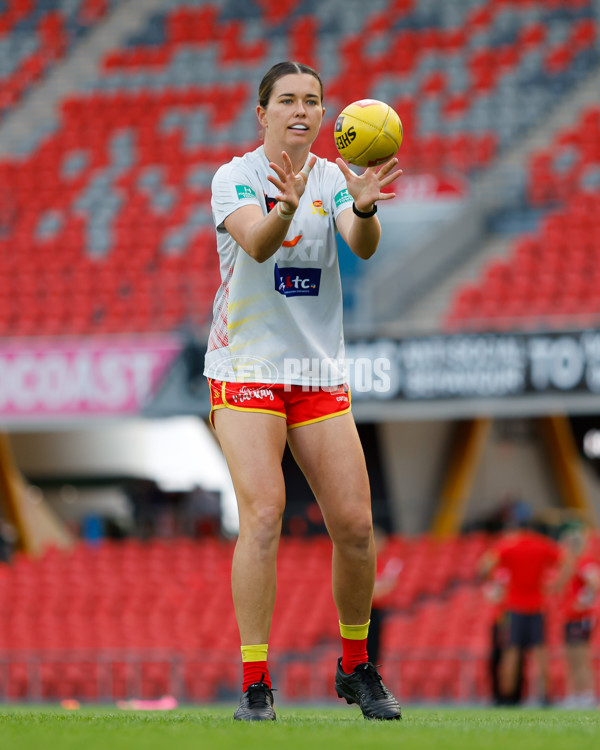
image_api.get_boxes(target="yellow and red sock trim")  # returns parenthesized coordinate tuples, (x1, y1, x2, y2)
(340, 621, 370, 674)
(241, 644, 271, 691)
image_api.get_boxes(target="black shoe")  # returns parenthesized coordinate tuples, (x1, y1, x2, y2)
(335, 658, 402, 720)
(233, 678, 276, 721)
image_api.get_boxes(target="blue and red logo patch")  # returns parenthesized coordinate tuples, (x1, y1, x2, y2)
(274, 265, 321, 297)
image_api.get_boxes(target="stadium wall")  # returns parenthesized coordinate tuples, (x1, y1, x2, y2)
(376, 417, 600, 535)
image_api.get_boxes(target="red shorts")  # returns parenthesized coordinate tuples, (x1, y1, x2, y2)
(208, 379, 351, 429)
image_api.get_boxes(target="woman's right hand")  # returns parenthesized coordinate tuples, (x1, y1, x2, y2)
(267, 151, 316, 214)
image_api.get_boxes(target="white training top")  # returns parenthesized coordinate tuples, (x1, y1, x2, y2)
(204, 145, 354, 386)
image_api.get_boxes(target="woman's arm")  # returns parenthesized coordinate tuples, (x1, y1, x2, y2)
(224, 202, 297, 264)
(224, 152, 315, 263)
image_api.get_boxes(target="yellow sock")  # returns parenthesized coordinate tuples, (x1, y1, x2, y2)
(339, 621, 370, 640)
(241, 644, 269, 662)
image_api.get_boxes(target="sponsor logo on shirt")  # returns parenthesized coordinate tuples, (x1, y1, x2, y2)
(235, 184, 257, 200)
(264, 194, 278, 212)
(282, 234, 302, 247)
(274, 264, 321, 297)
(311, 200, 328, 216)
(334, 188, 353, 207)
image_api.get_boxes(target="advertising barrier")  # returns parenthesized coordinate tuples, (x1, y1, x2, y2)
(0, 336, 182, 422)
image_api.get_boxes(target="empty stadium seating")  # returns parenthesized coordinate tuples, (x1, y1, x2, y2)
(1, 531, 597, 703)
(0, 0, 116, 121)
(445, 105, 600, 331)
(0, 0, 597, 338)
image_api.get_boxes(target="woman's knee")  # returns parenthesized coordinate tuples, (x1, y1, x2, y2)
(239, 500, 285, 549)
(329, 510, 373, 553)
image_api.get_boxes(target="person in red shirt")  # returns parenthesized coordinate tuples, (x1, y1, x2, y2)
(483, 566, 524, 705)
(559, 522, 600, 708)
(480, 519, 572, 704)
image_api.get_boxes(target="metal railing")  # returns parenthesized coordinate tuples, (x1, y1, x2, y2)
(1, 646, 594, 705)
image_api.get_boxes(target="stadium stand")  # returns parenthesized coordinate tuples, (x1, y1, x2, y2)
(445, 104, 600, 331)
(0, 0, 117, 122)
(1, 532, 598, 703)
(0, 0, 598, 338)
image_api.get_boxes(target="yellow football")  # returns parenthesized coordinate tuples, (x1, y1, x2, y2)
(334, 99, 403, 168)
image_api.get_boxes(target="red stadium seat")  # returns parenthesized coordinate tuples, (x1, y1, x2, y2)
(421, 71, 447, 98)
(519, 22, 546, 48)
(544, 44, 574, 75)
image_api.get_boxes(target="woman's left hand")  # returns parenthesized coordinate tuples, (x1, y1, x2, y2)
(336, 156, 403, 212)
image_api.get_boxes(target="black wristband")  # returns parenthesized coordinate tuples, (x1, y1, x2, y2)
(352, 202, 377, 218)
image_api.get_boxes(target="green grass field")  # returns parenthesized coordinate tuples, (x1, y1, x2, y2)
(1, 705, 599, 750)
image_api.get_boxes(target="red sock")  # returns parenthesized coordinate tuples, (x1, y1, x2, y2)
(242, 661, 271, 691)
(341, 637, 369, 674)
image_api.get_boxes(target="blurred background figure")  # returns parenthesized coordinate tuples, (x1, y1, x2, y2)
(0, 519, 17, 565)
(367, 526, 403, 666)
(479, 507, 572, 706)
(483, 565, 525, 706)
(559, 519, 600, 709)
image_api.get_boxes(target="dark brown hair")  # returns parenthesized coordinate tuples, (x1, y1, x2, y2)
(258, 61, 323, 108)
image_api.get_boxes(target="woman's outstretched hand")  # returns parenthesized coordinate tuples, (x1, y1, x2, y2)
(267, 152, 317, 214)
(336, 156, 403, 212)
